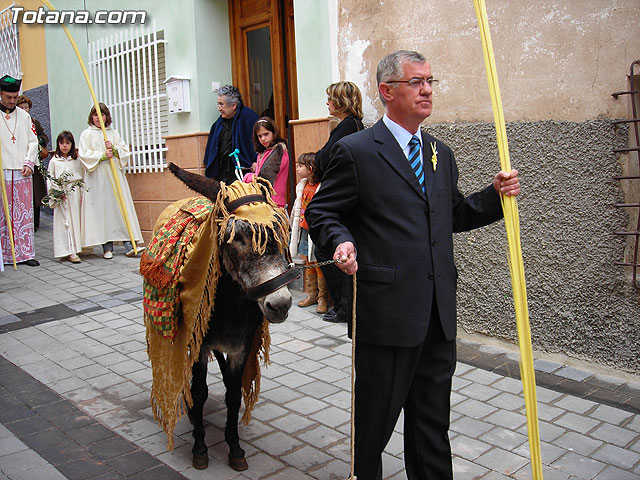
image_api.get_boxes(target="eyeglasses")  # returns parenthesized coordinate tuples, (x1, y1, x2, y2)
(386, 77, 439, 89)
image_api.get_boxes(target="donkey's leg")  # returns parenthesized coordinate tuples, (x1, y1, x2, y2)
(223, 350, 251, 471)
(213, 350, 229, 384)
(188, 359, 209, 470)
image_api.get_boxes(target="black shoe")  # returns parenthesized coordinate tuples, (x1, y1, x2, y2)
(21, 259, 40, 267)
(323, 308, 346, 323)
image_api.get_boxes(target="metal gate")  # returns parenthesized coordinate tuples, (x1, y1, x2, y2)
(87, 20, 168, 173)
(0, 4, 21, 81)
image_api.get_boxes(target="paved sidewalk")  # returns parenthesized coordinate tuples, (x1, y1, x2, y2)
(0, 214, 639, 479)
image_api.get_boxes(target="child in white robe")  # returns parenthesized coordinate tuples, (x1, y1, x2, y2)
(48, 131, 83, 262)
(78, 103, 144, 259)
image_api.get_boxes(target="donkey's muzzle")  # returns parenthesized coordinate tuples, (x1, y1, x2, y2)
(246, 267, 301, 301)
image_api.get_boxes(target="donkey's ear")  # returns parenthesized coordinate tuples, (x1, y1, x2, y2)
(168, 162, 220, 200)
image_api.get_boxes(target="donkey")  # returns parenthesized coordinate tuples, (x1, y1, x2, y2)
(167, 162, 296, 471)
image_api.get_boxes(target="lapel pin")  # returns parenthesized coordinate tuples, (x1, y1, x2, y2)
(430, 142, 438, 171)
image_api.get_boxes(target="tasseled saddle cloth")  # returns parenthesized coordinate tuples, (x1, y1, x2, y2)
(140, 179, 287, 451)
(141, 196, 213, 340)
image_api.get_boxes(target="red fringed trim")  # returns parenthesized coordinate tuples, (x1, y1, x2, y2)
(139, 252, 173, 289)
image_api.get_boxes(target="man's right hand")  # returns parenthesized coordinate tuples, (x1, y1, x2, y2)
(334, 241, 358, 275)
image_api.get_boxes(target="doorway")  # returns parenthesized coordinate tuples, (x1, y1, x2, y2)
(228, 0, 298, 139)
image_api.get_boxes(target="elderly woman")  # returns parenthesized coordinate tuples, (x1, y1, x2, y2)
(313, 81, 365, 324)
(203, 85, 259, 183)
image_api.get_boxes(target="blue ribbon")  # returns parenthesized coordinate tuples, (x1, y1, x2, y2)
(229, 148, 241, 170)
(229, 148, 243, 182)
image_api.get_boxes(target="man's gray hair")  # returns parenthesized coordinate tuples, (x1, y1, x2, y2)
(376, 50, 426, 105)
(218, 85, 243, 106)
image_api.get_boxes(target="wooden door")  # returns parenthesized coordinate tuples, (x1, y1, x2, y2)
(228, 0, 298, 138)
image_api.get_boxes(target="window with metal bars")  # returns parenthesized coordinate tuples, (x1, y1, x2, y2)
(0, 4, 21, 81)
(88, 21, 168, 173)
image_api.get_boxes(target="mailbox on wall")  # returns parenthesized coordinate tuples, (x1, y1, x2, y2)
(165, 75, 191, 113)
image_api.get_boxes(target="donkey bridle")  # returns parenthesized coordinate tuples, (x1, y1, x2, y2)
(224, 192, 301, 301)
(246, 267, 301, 301)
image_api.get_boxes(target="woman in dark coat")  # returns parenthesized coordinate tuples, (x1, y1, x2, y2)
(203, 85, 259, 183)
(313, 81, 364, 323)
(314, 82, 364, 179)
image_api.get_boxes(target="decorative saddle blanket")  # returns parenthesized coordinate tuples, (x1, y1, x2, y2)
(140, 196, 213, 340)
(139, 178, 287, 451)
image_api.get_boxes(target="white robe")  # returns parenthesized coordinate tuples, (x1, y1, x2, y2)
(0, 107, 39, 170)
(78, 125, 143, 247)
(48, 155, 83, 258)
(0, 106, 39, 264)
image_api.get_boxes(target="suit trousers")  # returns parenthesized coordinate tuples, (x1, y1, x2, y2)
(354, 306, 456, 480)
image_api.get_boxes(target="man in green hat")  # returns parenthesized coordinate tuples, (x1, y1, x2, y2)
(0, 74, 40, 267)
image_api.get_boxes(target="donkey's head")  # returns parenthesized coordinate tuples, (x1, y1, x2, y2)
(218, 217, 292, 323)
(168, 163, 293, 323)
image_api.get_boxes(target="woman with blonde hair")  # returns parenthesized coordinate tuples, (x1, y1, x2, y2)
(314, 81, 364, 179)
(312, 81, 365, 323)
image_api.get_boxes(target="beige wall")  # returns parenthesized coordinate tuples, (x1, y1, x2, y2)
(336, 0, 640, 123)
(128, 133, 209, 243)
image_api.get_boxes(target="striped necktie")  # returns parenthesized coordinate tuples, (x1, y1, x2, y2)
(408, 135, 425, 194)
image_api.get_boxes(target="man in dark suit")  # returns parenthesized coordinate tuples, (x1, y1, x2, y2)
(306, 50, 520, 479)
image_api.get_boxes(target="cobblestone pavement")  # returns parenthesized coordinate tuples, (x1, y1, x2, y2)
(0, 215, 639, 479)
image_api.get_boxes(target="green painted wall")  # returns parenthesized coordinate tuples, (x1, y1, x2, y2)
(293, 0, 333, 119)
(44, 0, 232, 143)
(194, 0, 232, 132)
(43, 0, 92, 143)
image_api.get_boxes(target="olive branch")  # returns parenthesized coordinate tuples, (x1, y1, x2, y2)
(39, 164, 88, 207)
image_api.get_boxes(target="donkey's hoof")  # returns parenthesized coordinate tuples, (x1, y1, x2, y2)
(193, 453, 209, 470)
(229, 456, 248, 471)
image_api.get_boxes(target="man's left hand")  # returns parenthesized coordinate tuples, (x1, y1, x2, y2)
(21, 165, 33, 177)
(493, 169, 520, 196)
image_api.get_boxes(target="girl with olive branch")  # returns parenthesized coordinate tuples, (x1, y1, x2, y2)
(42, 131, 86, 263)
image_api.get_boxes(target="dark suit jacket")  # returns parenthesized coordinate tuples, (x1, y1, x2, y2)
(306, 119, 503, 347)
